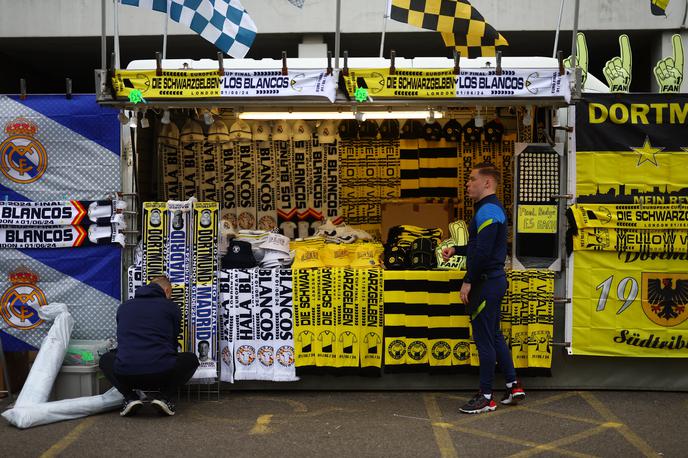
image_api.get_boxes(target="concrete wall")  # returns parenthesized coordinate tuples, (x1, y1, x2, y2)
(2, 0, 687, 37)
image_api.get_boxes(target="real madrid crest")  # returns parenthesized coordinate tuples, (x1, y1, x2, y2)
(0, 117, 48, 184)
(1, 267, 47, 330)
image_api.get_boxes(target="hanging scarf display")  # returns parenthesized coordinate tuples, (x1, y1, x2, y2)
(256, 142, 278, 230)
(0, 199, 126, 227)
(166, 199, 194, 352)
(235, 143, 257, 230)
(142, 202, 168, 283)
(190, 201, 219, 381)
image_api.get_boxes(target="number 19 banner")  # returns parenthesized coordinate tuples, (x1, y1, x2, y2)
(572, 250, 688, 357)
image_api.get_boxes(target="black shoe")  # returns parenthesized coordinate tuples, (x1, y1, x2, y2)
(151, 398, 176, 416)
(459, 392, 497, 414)
(500, 380, 526, 405)
(120, 399, 143, 417)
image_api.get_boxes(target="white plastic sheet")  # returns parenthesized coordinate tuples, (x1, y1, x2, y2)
(14, 303, 73, 407)
(2, 388, 123, 429)
(2, 303, 123, 428)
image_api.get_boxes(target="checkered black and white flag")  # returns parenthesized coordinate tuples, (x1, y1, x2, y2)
(287, 0, 305, 7)
(121, 0, 257, 58)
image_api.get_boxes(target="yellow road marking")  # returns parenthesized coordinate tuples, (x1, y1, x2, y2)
(519, 406, 607, 426)
(40, 417, 97, 458)
(579, 392, 657, 457)
(423, 394, 459, 458)
(249, 414, 273, 435)
(507, 423, 620, 458)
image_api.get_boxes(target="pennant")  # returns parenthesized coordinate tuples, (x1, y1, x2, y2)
(121, 0, 257, 59)
(651, 0, 670, 16)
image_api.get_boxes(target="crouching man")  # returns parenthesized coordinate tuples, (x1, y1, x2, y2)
(100, 276, 199, 416)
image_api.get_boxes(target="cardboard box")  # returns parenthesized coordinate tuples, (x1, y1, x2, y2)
(381, 198, 458, 243)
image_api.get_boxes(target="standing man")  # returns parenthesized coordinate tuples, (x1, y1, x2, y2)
(100, 276, 199, 416)
(442, 162, 525, 414)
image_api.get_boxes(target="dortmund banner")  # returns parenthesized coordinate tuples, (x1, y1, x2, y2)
(342, 68, 571, 100)
(572, 94, 688, 357)
(113, 69, 337, 102)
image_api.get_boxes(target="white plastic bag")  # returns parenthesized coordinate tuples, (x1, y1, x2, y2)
(14, 303, 74, 407)
(2, 302, 123, 428)
(2, 388, 123, 429)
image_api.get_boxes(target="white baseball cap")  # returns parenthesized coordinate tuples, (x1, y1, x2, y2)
(180, 118, 205, 142)
(252, 121, 271, 141)
(229, 119, 253, 142)
(260, 233, 291, 254)
(207, 119, 230, 143)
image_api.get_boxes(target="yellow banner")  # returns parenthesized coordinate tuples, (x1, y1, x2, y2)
(572, 251, 688, 357)
(570, 203, 688, 230)
(573, 227, 688, 253)
(517, 205, 558, 233)
(342, 68, 456, 98)
(576, 150, 688, 203)
(113, 70, 222, 98)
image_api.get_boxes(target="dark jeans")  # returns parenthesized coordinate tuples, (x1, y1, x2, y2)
(99, 350, 199, 401)
(469, 275, 516, 395)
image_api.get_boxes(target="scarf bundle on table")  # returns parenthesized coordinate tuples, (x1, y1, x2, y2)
(218, 268, 298, 382)
(0, 199, 127, 249)
(190, 201, 219, 381)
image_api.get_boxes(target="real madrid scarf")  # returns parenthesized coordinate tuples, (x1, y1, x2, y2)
(0, 199, 126, 227)
(324, 141, 342, 224)
(275, 140, 297, 229)
(0, 224, 123, 249)
(181, 138, 201, 199)
(218, 142, 238, 227)
(292, 139, 310, 220)
(274, 268, 297, 381)
(233, 268, 259, 380)
(219, 269, 235, 383)
(252, 268, 277, 381)
(198, 142, 219, 202)
(256, 142, 278, 230)
(166, 199, 193, 352)
(235, 143, 257, 230)
(309, 141, 324, 222)
(190, 201, 219, 381)
(142, 202, 168, 283)
(160, 141, 182, 201)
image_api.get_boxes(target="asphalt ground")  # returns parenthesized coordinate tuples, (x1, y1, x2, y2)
(1, 389, 685, 457)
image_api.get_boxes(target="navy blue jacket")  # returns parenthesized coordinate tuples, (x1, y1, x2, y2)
(114, 283, 180, 375)
(462, 194, 507, 284)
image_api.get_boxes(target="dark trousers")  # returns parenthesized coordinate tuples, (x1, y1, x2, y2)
(469, 276, 516, 394)
(99, 351, 199, 401)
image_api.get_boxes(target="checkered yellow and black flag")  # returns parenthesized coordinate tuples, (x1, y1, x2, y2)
(389, 0, 508, 57)
(441, 32, 508, 58)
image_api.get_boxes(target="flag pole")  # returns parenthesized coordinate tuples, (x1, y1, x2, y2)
(113, 0, 121, 69)
(101, 0, 107, 69)
(571, 0, 580, 93)
(163, 0, 170, 59)
(552, 0, 566, 58)
(334, 0, 341, 68)
(380, 0, 391, 58)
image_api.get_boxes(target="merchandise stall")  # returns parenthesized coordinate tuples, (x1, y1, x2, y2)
(96, 55, 688, 390)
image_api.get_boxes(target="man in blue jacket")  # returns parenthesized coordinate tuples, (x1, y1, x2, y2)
(100, 276, 199, 416)
(442, 162, 525, 414)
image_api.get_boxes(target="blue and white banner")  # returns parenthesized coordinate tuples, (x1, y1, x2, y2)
(0, 95, 121, 351)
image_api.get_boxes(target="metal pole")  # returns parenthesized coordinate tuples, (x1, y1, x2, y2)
(552, 0, 566, 58)
(334, 0, 341, 69)
(113, 0, 121, 69)
(379, 0, 391, 58)
(101, 0, 107, 69)
(163, 0, 170, 59)
(571, 0, 580, 93)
